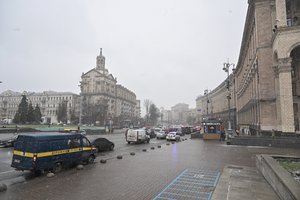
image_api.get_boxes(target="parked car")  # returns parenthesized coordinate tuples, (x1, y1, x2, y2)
(91, 138, 114, 152)
(126, 129, 150, 144)
(156, 131, 166, 139)
(166, 132, 180, 141)
(0, 134, 18, 147)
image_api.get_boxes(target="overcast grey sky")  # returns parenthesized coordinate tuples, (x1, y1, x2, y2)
(0, 0, 248, 113)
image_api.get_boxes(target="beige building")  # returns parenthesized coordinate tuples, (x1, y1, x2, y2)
(171, 103, 189, 124)
(0, 90, 80, 124)
(79, 49, 139, 125)
(196, 0, 300, 134)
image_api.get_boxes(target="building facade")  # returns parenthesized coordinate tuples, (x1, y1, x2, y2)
(0, 90, 80, 124)
(79, 49, 140, 125)
(171, 103, 189, 125)
(196, 0, 300, 134)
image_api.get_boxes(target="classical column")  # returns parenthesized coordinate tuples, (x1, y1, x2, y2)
(275, 0, 287, 27)
(277, 58, 294, 132)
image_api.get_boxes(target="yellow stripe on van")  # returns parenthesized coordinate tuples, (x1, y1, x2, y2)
(24, 152, 34, 157)
(13, 150, 24, 156)
(13, 147, 93, 158)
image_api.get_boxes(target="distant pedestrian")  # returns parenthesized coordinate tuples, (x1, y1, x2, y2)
(220, 130, 225, 141)
(236, 129, 240, 137)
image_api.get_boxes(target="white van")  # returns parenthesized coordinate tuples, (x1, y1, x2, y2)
(126, 129, 150, 144)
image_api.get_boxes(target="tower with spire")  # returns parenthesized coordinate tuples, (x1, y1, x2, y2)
(96, 48, 105, 70)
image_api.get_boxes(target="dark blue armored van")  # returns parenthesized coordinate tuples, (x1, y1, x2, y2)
(11, 133, 96, 174)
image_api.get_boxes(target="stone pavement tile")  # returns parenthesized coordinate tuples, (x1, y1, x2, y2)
(212, 165, 280, 200)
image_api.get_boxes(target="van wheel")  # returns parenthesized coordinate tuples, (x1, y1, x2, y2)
(87, 155, 95, 164)
(52, 162, 62, 173)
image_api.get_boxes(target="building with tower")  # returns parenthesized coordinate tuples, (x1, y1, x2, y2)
(79, 49, 140, 126)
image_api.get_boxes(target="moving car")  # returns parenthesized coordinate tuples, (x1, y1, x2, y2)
(156, 131, 166, 139)
(91, 138, 114, 152)
(0, 134, 18, 147)
(126, 129, 150, 144)
(166, 131, 180, 141)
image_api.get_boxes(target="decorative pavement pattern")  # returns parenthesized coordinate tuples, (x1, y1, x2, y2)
(153, 168, 220, 200)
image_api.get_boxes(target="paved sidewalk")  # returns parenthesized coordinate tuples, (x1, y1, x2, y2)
(212, 165, 280, 200)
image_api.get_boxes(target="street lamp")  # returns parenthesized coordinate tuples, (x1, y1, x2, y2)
(223, 60, 235, 139)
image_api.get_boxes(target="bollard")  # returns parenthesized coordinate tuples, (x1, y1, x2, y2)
(76, 164, 84, 170)
(0, 183, 7, 192)
(47, 172, 55, 178)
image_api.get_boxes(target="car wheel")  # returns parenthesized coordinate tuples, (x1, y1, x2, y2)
(109, 144, 114, 151)
(87, 155, 95, 164)
(52, 162, 62, 173)
(147, 139, 150, 143)
(127, 141, 130, 144)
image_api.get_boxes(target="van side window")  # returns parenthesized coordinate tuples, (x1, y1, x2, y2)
(82, 138, 90, 147)
(52, 140, 67, 150)
(68, 138, 80, 148)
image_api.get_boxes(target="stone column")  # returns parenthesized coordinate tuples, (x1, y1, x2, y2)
(275, 0, 287, 27)
(277, 58, 294, 132)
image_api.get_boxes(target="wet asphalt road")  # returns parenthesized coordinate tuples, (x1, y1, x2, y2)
(0, 131, 173, 185)
(1, 133, 300, 200)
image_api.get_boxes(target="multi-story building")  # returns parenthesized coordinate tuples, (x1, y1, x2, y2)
(79, 49, 140, 125)
(135, 100, 141, 118)
(196, 0, 300, 134)
(171, 103, 189, 124)
(196, 76, 236, 129)
(0, 90, 80, 124)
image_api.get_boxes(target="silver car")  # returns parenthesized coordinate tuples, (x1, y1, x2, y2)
(156, 131, 166, 139)
(166, 132, 180, 141)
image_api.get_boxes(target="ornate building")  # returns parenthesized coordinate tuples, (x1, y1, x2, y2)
(196, 0, 300, 134)
(79, 49, 139, 125)
(0, 90, 80, 124)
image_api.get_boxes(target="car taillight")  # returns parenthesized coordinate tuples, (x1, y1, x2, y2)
(33, 155, 37, 162)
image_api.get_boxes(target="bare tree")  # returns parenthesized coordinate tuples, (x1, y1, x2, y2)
(143, 99, 152, 124)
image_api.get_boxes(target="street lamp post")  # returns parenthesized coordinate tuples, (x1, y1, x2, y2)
(223, 60, 235, 139)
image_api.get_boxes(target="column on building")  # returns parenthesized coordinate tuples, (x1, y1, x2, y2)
(275, 0, 287, 27)
(276, 58, 294, 132)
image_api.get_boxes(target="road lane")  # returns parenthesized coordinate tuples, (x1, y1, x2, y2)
(0, 132, 186, 184)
